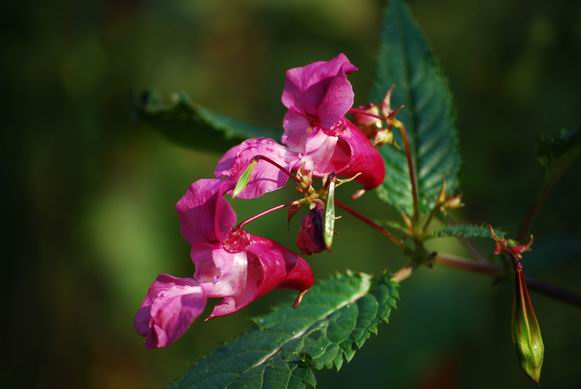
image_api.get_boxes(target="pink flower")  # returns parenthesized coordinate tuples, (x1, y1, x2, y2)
(214, 138, 291, 199)
(281, 54, 385, 189)
(134, 179, 314, 348)
(296, 202, 326, 255)
(282, 53, 358, 151)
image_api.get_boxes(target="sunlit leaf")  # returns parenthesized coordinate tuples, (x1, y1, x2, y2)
(169, 272, 399, 389)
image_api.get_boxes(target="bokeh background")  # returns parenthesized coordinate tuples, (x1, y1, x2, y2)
(3, 0, 581, 387)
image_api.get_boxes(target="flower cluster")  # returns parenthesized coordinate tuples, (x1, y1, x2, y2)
(134, 53, 391, 348)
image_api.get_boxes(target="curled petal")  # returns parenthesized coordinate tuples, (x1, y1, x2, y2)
(282, 53, 358, 113)
(134, 274, 207, 349)
(176, 179, 237, 245)
(282, 53, 357, 148)
(215, 138, 291, 199)
(191, 246, 248, 298)
(208, 235, 314, 319)
(332, 120, 386, 189)
(316, 71, 355, 128)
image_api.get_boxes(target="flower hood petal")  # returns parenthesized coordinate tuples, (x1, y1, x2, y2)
(331, 120, 386, 189)
(176, 179, 237, 245)
(134, 274, 207, 349)
(281, 53, 357, 113)
(281, 53, 358, 151)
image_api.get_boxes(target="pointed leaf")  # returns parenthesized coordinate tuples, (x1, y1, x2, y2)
(133, 89, 279, 153)
(169, 272, 399, 388)
(371, 0, 461, 215)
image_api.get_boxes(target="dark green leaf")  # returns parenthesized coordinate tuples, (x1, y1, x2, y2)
(169, 272, 399, 389)
(133, 89, 279, 152)
(372, 0, 461, 216)
(537, 126, 581, 179)
(428, 224, 505, 240)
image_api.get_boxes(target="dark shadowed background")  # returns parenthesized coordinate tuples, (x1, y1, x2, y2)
(2, 0, 581, 387)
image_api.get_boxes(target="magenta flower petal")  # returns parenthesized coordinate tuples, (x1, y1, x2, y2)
(134, 274, 207, 349)
(215, 138, 291, 199)
(296, 203, 326, 255)
(282, 53, 357, 113)
(176, 179, 237, 245)
(282, 109, 311, 153)
(316, 72, 355, 128)
(191, 246, 248, 298)
(281, 53, 358, 150)
(333, 120, 386, 189)
(300, 129, 339, 175)
(207, 235, 314, 319)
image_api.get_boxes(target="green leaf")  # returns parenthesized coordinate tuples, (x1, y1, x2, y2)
(169, 272, 399, 389)
(428, 224, 505, 240)
(537, 126, 581, 179)
(133, 89, 279, 153)
(372, 0, 461, 216)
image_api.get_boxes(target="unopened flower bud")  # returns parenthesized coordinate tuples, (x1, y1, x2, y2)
(373, 128, 396, 147)
(489, 226, 533, 260)
(442, 194, 464, 210)
(296, 202, 326, 255)
(512, 261, 544, 383)
(351, 104, 383, 137)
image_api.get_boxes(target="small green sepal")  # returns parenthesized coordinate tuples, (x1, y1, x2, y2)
(323, 175, 336, 250)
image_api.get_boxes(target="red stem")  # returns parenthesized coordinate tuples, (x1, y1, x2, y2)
(434, 253, 581, 308)
(335, 199, 406, 249)
(236, 203, 288, 230)
(395, 121, 420, 225)
(253, 155, 301, 185)
(348, 108, 384, 121)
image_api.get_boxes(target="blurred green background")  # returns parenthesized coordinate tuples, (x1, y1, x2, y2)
(3, 0, 581, 387)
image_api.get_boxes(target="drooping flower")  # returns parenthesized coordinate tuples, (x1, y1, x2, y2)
(134, 178, 314, 348)
(281, 53, 385, 189)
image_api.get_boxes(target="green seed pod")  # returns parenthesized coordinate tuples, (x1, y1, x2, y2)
(512, 263, 544, 383)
